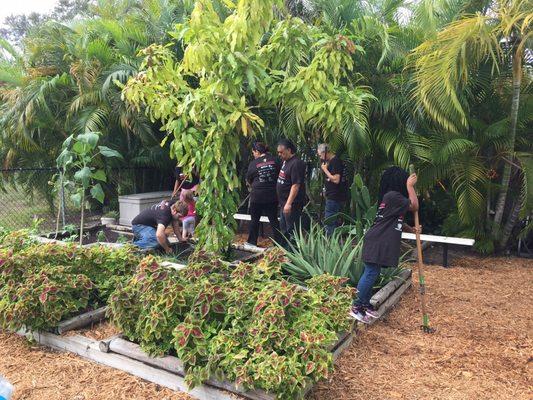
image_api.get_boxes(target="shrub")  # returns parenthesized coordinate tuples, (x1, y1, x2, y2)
(0, 231, 141, 331)
(108, 249, 354, 398)
(282, 221, 404, 289)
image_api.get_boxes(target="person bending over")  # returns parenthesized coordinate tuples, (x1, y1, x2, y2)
(351, 166, 420, 324)
(131, 200, 189, 253)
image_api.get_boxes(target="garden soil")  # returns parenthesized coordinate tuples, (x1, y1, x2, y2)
(0, 256, 530, 400)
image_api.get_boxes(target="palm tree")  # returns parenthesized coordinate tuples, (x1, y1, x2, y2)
(410, 0, 532, 248)
(0, 0, 192, 199)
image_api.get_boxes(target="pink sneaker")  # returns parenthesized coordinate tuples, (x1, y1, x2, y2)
(351, 310, 373, 324)
(364, 307, 379, 319)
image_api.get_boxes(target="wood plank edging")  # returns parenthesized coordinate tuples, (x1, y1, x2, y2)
(370, 269, 412, 309)
(369, 279, 412, 325)
(56, 306, 108, 334)
(23, 331, 237, 400)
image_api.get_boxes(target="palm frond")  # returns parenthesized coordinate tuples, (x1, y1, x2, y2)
(409, 14, 502, 133)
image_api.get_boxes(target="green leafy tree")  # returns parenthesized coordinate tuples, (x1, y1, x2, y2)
(123, 0, 374, 252)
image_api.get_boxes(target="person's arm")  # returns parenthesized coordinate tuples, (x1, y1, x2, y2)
(283, 184, 301, 214)
(320, 163, 340, 184)
(407, 174, 419, 212)
(246, 163, 255, 185)
(172, 179, 180, 198)
(171, 219, 182, 240)
(402, 223, 422, 234)
(156, 224, 172, 253)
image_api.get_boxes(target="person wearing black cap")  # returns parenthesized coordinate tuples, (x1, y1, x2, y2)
(245, 142, 282, 246)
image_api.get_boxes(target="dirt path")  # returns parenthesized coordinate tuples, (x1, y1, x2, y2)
(309, 256, 532, 400)
(0, 256, 530, 400)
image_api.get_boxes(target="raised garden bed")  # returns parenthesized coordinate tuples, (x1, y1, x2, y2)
(37, 223, 263, 264)
(40, 224, 131, 246)
(2, 229, 413, 399)
(17, 324, 355, 400)
(13, 268, 412, 400)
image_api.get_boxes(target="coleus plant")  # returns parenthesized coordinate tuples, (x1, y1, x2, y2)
(108, 248, 355, 399)
(0, 263, 93, 332)
(0, 233, 140, 332)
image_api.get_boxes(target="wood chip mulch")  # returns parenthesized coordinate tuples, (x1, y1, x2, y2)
(0, 256, 530, 399)
(309, 256, 532, 400)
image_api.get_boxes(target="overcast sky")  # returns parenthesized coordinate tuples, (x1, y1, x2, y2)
(0, 0, 59, 26)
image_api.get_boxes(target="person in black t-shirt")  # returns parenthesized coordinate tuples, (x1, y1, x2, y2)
(172, 165, 200, 200)
(276, 139, 307, 246)
(350, 166, 420, 324)
(245, 142, 282, 246)
(131, 200, 189, 252)
(317, 143, 349, 236)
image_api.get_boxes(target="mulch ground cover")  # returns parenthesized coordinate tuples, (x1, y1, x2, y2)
(0, 256, 530, 399)
(309, 256, 532, 400)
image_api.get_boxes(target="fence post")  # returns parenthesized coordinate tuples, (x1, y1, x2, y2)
(60, 172, 66, 229)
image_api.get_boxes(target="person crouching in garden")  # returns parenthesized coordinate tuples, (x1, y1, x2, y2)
(351, 166, 420, 324)
(317, 143, 349, 236)
(131, 200, 189, 253)
(276, 139, 307, 247)
(245, 141, 282, 246)
(180, 190, 197, 242)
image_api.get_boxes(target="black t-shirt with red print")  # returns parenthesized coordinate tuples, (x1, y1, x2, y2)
(362, 191, 410, 267)
(246, 154, 280, 204)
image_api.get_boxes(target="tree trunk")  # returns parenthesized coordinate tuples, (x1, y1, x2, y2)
(492, 43, 523, 237)
(79, 192, 85, 246)
(499, 194, 522, 248)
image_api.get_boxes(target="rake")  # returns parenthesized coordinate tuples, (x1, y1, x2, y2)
(409, 164, 435, 334)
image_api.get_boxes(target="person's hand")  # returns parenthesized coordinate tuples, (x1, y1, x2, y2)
(320, 163, 329, 173)
(407, 173, 418, 188)
(283, 203, 292, 215)
(413, 225, 422, 234)
(164, 246, 173, 254)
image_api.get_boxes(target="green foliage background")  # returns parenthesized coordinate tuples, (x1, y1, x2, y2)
(1, 0, 532, 252)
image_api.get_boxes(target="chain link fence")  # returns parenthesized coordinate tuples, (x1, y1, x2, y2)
(0, 167, 174, 233)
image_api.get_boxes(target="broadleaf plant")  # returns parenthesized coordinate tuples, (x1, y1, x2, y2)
(108, 249, 355, 398)
(56, 132, 123, 245)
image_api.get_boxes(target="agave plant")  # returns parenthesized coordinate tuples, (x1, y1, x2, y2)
(281, 221, 364, 286)
(282, 218, 408, 288)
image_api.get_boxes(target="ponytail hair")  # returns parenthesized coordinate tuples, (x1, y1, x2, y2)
(252, 141, 268, 154)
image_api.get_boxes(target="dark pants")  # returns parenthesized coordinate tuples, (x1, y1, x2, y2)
(279, 202, 304, 247)
(324, 199, 343, 236)
(247, 201, 282, 246)
(355, 262, 382, 308)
